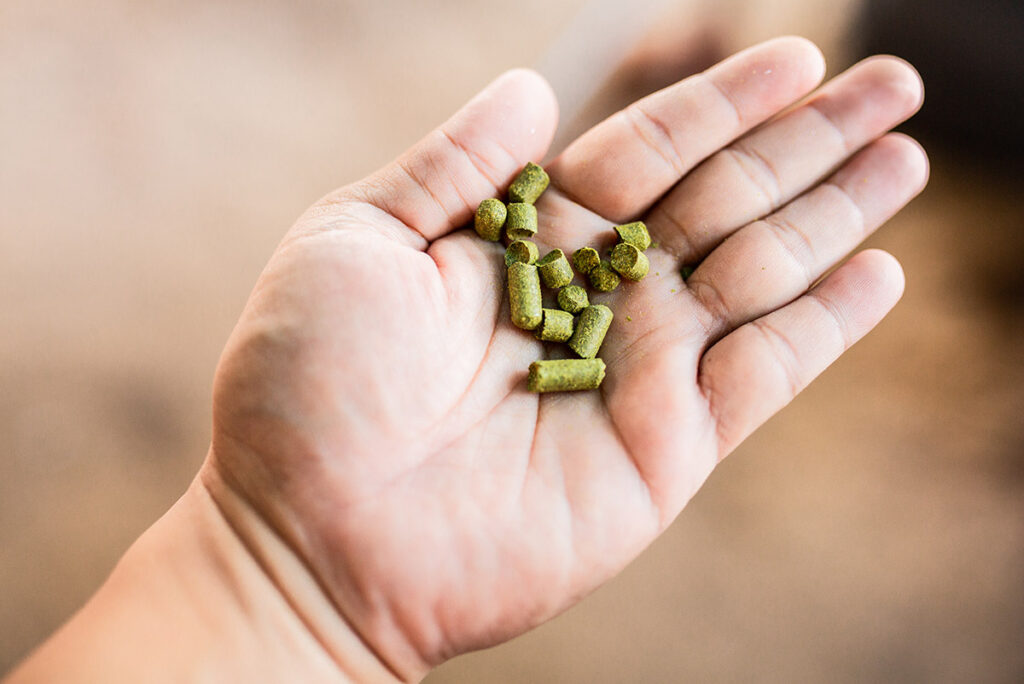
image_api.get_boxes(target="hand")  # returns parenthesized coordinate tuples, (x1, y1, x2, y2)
(206, 37, 926, 680)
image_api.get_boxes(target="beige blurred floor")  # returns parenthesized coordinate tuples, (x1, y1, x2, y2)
(1, 1, 1022, 681)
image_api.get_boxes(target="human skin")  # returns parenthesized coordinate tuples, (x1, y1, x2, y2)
(6, 37, 926, 683)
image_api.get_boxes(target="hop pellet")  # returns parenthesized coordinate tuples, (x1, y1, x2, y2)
(568, 304, 613, 359)
(588, 260, 621, 292)
(505, 239, 539, 267)
(474, 198, 506, 242)
(527, 358, 606, 393)
(537, 249, 574, 289)
(508, 262, 542, 330)
(508, 162, 550, 204)
(610, 242, 650, 281)
(572, 247, 601, 274)
(505, 202, 538, 241)
(534, 308, 574, 342)
(614, 221, 651, 251)
(557, 285, 589, 314)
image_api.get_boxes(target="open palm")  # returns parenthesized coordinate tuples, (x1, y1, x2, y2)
(205, 38, 926, 680)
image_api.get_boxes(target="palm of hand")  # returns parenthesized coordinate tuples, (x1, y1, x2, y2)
(208, 39, 925, 677)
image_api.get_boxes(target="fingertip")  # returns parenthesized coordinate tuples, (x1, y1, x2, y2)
(858, 248, 906, 301)
(775, 35, 827, 80)
(487, 68, 560, 155)
(758, 35, 827, 89)
(885, 131, 930, 192)
(857, 55, 925, 115)
(835, 249, 906, 320)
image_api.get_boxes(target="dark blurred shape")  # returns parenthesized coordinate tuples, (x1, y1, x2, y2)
(857, 0, 1024, 162)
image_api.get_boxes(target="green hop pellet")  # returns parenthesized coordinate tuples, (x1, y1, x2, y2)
(505, 239, 539, 267)
(557, 285, 589, 314)
(473, 198, 506, 242)
(534, 308, 574, 342)
(614, 221, 651, 250)
(588, 260, 621, 292)
(508, 262, 542, 330)
(568, 304, 613, 359)
(680, 265, 694, 281)
(610, 242, 650, 281)
(505, 202, 538, 241)
(508, 162, 550, 204)
(536, 249, 574, 289)
(527, 358, 606, 393)
(572, 247, 601, 274)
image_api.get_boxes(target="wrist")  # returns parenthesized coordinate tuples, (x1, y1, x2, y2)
(7, 456, 406, 683)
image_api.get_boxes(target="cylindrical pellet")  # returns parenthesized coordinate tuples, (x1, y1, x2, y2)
(505, 239, 539, 267)
(614, 221, 651, 250)
(527, 358, 606, 393)
(534, 308, 574, 342)
(508, 262, 542, 330)
(588, 260, 621, 292)
(505, 202, 538, 241)
(572, 247, 601, 274)
(610, 242, 650, 281)
(508, 162, 550, 204)
(557, 285, 589, 314)
(568, 304, 613, 359)
(537, 249, 574, 289)
(474, 198, 506, 242)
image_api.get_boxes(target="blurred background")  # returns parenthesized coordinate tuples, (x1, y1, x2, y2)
(1, 0, 1022, 680)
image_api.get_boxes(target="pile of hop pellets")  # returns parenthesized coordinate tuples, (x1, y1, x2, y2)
(473, 162, 651, 393)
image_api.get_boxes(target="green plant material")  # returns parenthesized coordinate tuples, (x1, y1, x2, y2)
(537, 249, 574, 289)
(568, 304, 613, 359)
(508, 162, 550, 204)
(473, 198, 506, 241)
(527, 358, 606, 393)
(557, 285, 589, 314)
(505, 202, 538, 241)
(680, 265, 694, 281)
(508, 262, 542, 330)
(572, 247, 601, 274)
(614, 221, 651, 250)
(610, 242, 650, 281)
(588, 260, 621, 292)
(505, 240, 539, 267)
(534, 308, 574, 342)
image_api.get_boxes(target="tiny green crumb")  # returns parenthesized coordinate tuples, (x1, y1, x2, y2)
(626, 315, 632, 322)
